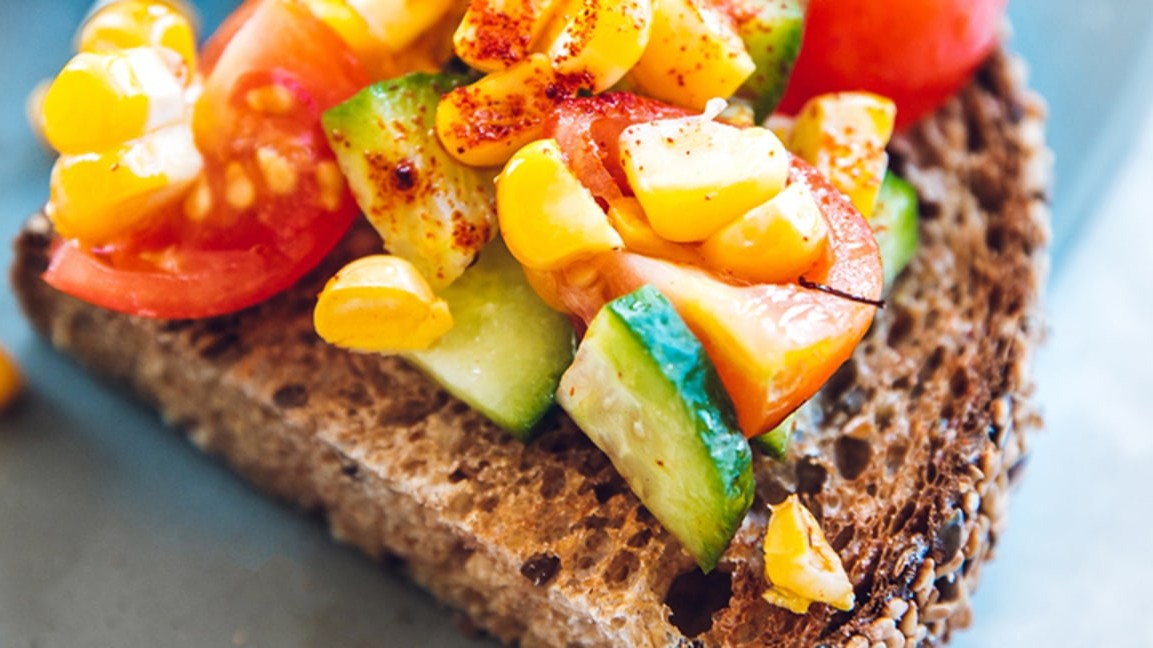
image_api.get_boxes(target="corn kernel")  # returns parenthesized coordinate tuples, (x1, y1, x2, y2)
(346, 0, 458, 53)
(606, 197, 700, 265)
(789, 92, 896, 218)
(544, 0, 652, 92)
(42, 48, 187, 155)
(762, 495, 855, 614)
(629, 0, 755, 110)
(78, 0, 199, 72)
(454, 0, 562, 72)
(497, 138, 623, 270)
(619, 115, 788, 242)
(436, 54, 566, 167)
(303, 0, 386, 68)
(48, 124, 203, 245)
(0, 344, 23, 414)
(314, 255, 454, 352)
(699, 182, 829, 284)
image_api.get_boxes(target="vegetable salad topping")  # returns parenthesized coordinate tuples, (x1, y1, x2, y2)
(34, 0, 1004, 611)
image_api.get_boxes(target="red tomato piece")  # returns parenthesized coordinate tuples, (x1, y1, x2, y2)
(544, 93, 693, 203)
(556, 157, 883, 437)
(44, 0, 370, 319)
(779, 0, 1007, 130)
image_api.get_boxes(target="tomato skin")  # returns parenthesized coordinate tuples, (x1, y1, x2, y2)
(44, 0, 369, 319)
(556, 157, 883, 437)
(544, 93, 693, 202)
(779, 0, 1007, 130)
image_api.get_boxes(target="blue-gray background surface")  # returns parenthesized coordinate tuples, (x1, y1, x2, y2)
(2, 2, 1152, 645)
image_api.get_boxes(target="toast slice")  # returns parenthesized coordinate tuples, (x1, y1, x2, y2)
(11, 49, 1049, 647)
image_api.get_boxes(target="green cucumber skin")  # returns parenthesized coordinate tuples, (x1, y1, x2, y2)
(322, 73, 496, 290)
(872, 171, 920, 291)
(559, 286, 754, 572)
(735, 0, 807, 121)
(751, 412, 794, 460)
(405, 239, 574, 440)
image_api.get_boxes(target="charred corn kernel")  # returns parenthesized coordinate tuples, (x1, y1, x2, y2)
(763, 495, 855, 614)
(437, 54, 566, 167)
(78, 0, 199, 72)
(497, 138, 623, 270)
(346, 0, 458, 53)
(606, 197, 700, 265)
(48, 125, 203, 245)
(544, 0, 652, 92)
(42, 48, 187, 155)
(629, 0, 754, 110)
(0, 344, 23, 413)
(314, 255, 453, 352)
(454, 0, 562, 72)
(700, 182, 828, 284)
(789, 92, 896, 218)
(619, 113, 789, 242)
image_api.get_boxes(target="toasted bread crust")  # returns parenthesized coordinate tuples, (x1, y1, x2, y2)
(12, 50, 1048, 647)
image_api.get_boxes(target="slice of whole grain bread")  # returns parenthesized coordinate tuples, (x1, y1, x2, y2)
(11, 49, 1048, 647)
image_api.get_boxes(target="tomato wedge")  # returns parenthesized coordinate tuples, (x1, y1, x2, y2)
(542, 94, 883, 437)
(43, 0, 369, 319)
(779, 0, 1006, 130)
(544, 93, 693, 203)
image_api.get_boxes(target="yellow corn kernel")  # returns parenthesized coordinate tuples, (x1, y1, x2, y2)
(437, 54, 564, 167)
(0, 344, 23, 414)
(763, 495, 855, 614)
(346, 0, 458, 53)
(544, 0, 652, 92)
(606, 197, 700, 265)
(303, 0, 397, 76)
(454, 0, 562, 72)
(699, 182, 829, 284)
(789, 92, 896, 218)
(42, 48, 188, 155)
(48, 125, 203, 245)
(78, 0, 199, 72)
(619, 114, 789, 242)
(497, 138, 623, 270)
(314, 255, 454, 352)
(629, 0, 755, 110)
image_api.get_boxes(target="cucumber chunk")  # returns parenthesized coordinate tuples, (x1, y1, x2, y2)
(871, 171, 920, 291)
(323, 72, 497, 290)
(405, 238, 574, 439)
(735, 0, 807, 121)
(557, 285, 754, 571)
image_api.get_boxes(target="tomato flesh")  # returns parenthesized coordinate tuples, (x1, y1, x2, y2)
(545, 93, 693, 203)
(779, 0, 1007, 130)
(542, 94, 882, 436)
(558, 158, 882, 436)
(44, 0, 370, 319)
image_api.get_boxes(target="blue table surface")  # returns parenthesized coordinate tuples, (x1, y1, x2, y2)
(2, 2, 1152, 646)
